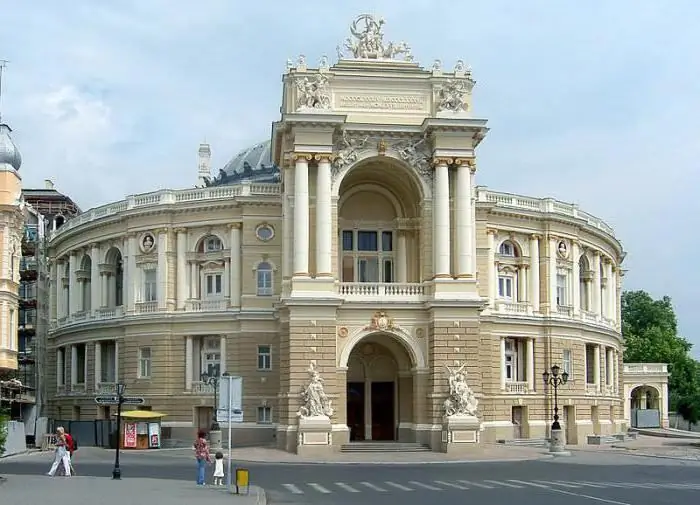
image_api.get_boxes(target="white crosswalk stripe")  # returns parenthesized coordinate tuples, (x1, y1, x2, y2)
(360, 481, 387, 492)
(385, 481, 413, 491)
(308, 483, 331, 493)
(409, 480, 442, 490)
(335, 482, 360, 493)
(277, 479, 700, 495)
(282, 483, 304, 494)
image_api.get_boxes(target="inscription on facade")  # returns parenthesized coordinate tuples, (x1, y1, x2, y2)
(336, 94, 426, 111)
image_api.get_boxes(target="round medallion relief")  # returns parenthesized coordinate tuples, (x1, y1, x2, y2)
(140, 233, 156, 253)
(337, 327, 349, 338)
(255, 223, 275, 242)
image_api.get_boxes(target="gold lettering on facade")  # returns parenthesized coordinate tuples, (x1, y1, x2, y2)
(336, 94, 426, 111)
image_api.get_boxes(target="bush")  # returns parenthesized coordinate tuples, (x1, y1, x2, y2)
(0, 410, 9, 457)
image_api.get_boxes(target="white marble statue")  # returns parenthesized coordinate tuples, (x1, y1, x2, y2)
(340, 14, 412, 61)
(295, 74, 331, 111)
(394, 133, 431, 178)
(443, 364, 479, 417)
(332, 130, 369, 171)
(297, 363, 334, 418)
(436, 79, 470, 113)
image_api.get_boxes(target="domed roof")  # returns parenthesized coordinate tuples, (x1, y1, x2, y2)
(0, 123, 22, 172)
(207, 140, 280, 186)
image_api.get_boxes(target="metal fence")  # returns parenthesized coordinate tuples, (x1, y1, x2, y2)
(630, 408, 661, 428)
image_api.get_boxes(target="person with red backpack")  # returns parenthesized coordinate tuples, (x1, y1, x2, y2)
(64, 430, 77, 475)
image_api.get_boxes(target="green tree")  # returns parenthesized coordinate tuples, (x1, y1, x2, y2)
(622, 290, 700, 423)
(0, 408, 8, 456)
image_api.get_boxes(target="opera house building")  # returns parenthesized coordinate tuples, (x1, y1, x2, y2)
(45, 16, 629, 453)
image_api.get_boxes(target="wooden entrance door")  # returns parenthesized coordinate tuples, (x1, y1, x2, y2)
(371, 381, 395, 441)
(347, 382, 365, 441)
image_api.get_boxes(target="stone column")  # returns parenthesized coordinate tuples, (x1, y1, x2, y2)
(114, 340, 120, 383)
(293, 154, 311, 276)
(572, 240, 581, 315)
(527, 338, 535, 392)
(189, 262, 198, 299)
(548, 236, 558, 311)
(500, 337, 507, 391)
(125, 234, 137, 312)
(487, 229, 497, 308)
(529, 235, 540, 312)
(396, 231, 407, 283)
(592, 252, 602, 316)
(610, 266, 618, 324)
(223, 259, 230, 298)
(176, 228, 187, 309)
(157, 229, 168, 309)
(229, 223, 241, 306)
(55, 260, 63, 319)
(220, 335, 227, 375)
(90, 243, 100, 314)
(70, 345, 78, 387)
(455, 159, 475, 277)
(315, 154, 332, 277)
(56, 347, 64, 388)
(94, 341, 102, 389)
(432, 158, 451, 278)
(605, 260, 614, 320)
(68, 252, 78, 315)
(594, 345, 601, 393)
(606, 348, 614, 387)
(48, 261, 57, 321)
(185, 336, 193, 390)
(517, 266, 528, 302)
(99, 273, 108, 307)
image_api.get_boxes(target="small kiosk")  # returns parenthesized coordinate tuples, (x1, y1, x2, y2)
(117, 410, 167, 450)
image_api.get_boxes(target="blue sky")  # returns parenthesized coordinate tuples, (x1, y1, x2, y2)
(2, 1, 698, 354)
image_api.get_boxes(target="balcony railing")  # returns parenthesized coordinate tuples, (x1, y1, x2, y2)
(505, 381, 529, 394)
(135, 301, 160, 314)
(623, 363, 668, 375)
(96, 382, 117, 394)
(185, 299, 229, 312)
(585, 383, 598, 395)
(556, 305, 574, 317)
(497, 301, 530, 314)
(191, 381, 215, 394)
(581, 310, 598, 323)
(69, 383, 86, 394)
(338, 282, 426, 301)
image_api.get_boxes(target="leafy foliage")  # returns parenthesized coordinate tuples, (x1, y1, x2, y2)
(622, 290, 700, 423)
(0, 408, 8, 456)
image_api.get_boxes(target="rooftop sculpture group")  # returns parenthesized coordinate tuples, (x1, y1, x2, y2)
(337, 14, 413, 61)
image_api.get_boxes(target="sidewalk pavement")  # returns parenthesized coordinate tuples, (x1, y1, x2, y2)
(0, 474, 266, 505)
(159, 443, 552, 464)
(571, 435, 700, 461)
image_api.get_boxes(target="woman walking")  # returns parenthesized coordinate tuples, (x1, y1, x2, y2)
(47, 427, 71, 477)
(193, 430, 211, 485)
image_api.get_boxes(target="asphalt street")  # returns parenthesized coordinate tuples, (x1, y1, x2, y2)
(2, 449, 700, 505)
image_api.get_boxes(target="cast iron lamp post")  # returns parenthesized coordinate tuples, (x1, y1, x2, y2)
(201, 372, 220, 430)
(112, 383, 126, 480)
(542, 364, 569, 454)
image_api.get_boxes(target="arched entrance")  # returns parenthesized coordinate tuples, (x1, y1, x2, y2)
(629, 385, 662, 428)
(345, 334, 414, 442)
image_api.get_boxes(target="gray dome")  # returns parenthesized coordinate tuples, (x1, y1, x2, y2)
(0, 124, 21, 172)
(205, 140, 280, 187)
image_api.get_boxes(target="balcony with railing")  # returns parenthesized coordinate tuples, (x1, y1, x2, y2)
(191, 381, 215, 394)
(338, 282, 426, 302)
(185, 299, 230, 312)
(623, 363, 669, 375)
(496, 301, 531, 315)
(505, 381, 529, 394)
(96, 382, 117, 394)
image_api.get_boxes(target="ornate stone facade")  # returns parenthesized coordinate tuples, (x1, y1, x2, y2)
(44, 15, 637, 452)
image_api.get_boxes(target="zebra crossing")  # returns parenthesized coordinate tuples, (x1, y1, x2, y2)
(277, 479, 700, 495)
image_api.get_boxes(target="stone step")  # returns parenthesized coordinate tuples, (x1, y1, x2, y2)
(497, 438, 549, 447)
(340, 442, 432, 453)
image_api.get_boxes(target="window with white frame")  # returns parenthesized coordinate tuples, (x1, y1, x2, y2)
(340, 229, 394, 283)
(504, 338, 518, 381)
(204, 273, 223, 297)
(499, 241, 515, 257)
(138, 347, 152, 378)
(556, 273, 568, 306)
(256, 262, 273, 296)
(200, 236, 223, 252)
(143, 269, 157, 302)
(257, 345, 271, 370)
(498, 274, 514, 299)
(562, 348, 572, 376)
(201, 337, 221, 377)
(257, 405, 272, 424)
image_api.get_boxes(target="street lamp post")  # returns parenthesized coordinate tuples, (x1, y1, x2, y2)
(201, 372, 222, 449)
(542, 364, 569, 454)
(112, 383, 126, 480)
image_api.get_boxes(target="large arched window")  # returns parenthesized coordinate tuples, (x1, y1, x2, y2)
(256, 261, 273, 296)
(497, 240, 521, 301)
(197, 235, 223, 253)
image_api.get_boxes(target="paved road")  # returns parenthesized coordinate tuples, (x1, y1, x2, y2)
(3, 450, 700, 505)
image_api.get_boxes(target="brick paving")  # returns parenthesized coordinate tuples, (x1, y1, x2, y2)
(0, 474, 265, 505)
(572, 435, 700, 461)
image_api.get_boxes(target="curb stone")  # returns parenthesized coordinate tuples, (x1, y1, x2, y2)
(213, 454, 555, 466)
